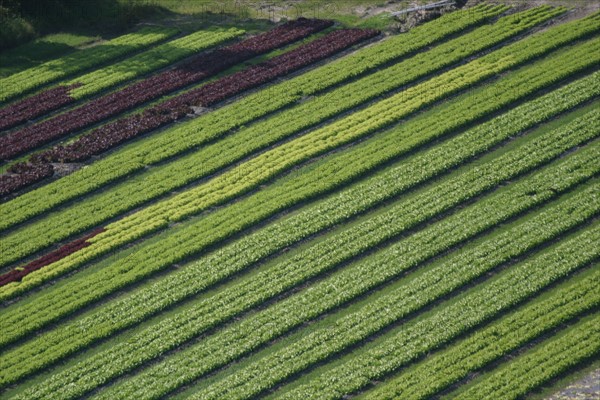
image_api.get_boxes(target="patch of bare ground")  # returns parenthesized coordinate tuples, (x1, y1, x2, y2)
(545, 369, 600, 400)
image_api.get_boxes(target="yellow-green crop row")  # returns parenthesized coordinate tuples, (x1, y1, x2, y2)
(0, 29, 597, 330)
(0, 6, 559, 265)
(0, 24, 598, 307)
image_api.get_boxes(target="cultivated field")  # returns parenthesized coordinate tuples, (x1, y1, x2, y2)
(0, 2, 598, 399)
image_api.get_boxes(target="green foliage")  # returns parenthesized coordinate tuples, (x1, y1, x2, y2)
(0, 6, 34, 50)
(0, 5, 555, 270)
(1, 0, 170, 47)
(0, 32, 100, 78)
(360, 275, 599, 400)
(447, 314, 600, 400)
(2, 90, 596, 395)
(64, 26, 244, 99)
(0, 3, 506, 231)
(1, 18, 598, 309)
(177, 191, 600, 400)
(0, 6, 599, 400)
(273, 246, 600, 400)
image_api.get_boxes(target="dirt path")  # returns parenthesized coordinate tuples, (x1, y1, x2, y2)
(545, 369, 600, 400)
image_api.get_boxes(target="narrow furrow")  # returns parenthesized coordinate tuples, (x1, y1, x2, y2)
(1, 45, 597, 349)
(358, 274, 599, 400)
(84, 153, 600, 399)
(444, 313, 600, 400)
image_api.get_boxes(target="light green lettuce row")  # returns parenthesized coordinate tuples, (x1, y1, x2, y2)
(65, 27, 244, 99)
(0, 5, 559, 264)
(2, 16, 596, 295)
(92, 149, 599, 399)
(360, 271, 599, 400)
(1, 37, 597, 348)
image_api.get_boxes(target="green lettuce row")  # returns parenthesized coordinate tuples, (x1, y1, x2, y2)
(252, 224, 600, 400)
(64, 28, 244, 99)
(88, 149, 599, 399)
(446, 314, 600, 400)
(3, 75, 598, 368)
(146, 184, 600, 400)
(0, 26, 179, 102)
(130, 8, 596, 176)
(1, 43, 597, 345)
(359, 274, 599, 399)
(0, 4, 510, 228)
(0, 6, 558, 270)
(3, 103, 595, 392)
(101, 35, 600, 233)
(2, 23, 597, 288)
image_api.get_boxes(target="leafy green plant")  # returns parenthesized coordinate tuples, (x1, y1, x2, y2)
(1, 31, 597, 340)
(0, 5, 558, 241)
(2, 13, 596, 292)
(164, 197, 600, 400)
(273, 255, 600, 400)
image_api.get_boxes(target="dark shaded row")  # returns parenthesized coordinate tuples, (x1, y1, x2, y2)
(0, 227, 105, 287)
(0, 18, 333, 159)
(0, 27, 377, 196)
(0, 84, 82, 131)
(0, 163, 54, 197)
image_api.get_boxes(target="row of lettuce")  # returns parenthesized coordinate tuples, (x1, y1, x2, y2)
(1, 68, 597, 375)
(0, 13, 598, 308)
(1, 58, 598, 400)
(0, 27, 243, 130)
(4, 131, 600, 398)
(0, 24, 372, 195)
(1, 7, 598, 400)
(0, 3, 507, 223)
(266, 227, 599, 400)
(0, 5, 552, 259)
(0, 26, 179, 104)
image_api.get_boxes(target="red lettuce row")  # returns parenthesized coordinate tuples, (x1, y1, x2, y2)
(0, 84, 81, 131)
(0, 227, 104, 287)
(0, 27, 378, 196)
(0, 18, 332, 158)
(0, 163, 54, 197)
(45, 28, 379, 162)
